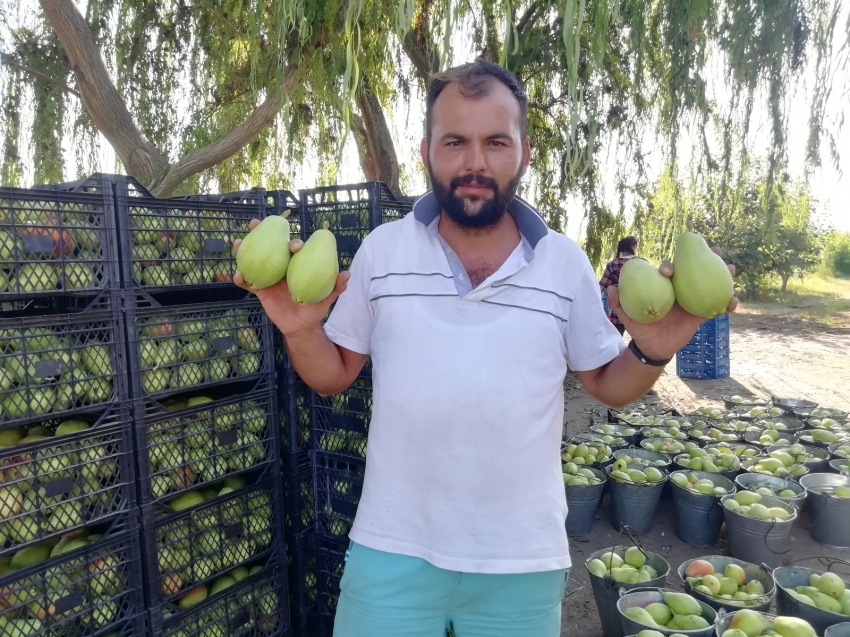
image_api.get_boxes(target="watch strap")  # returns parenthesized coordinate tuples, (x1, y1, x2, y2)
(628, 339, 673, 367)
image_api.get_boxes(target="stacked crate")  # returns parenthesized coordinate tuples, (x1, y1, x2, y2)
(676, 314, 731, 380)
(299, 184, 413, 637)
(0, 183, 145, 637)
(105, 176, 290, 637)
(269, 190, 320, 637)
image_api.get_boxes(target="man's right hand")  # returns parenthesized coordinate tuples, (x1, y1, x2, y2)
(232, 219, 351, 337)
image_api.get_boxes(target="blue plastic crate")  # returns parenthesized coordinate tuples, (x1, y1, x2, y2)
(676, 315, 730, 380)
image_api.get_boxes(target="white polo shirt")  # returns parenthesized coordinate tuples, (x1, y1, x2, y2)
(324, 192, 625, 574)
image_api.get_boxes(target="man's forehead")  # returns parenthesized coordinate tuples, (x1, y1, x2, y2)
(430, 81, 522, 131)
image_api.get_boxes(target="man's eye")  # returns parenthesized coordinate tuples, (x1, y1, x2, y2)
(447, 141, 462, 147)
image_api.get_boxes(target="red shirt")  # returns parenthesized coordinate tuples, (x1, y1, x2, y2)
(599, 255, 637, 325)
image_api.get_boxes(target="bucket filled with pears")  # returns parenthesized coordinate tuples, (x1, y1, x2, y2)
(669, 470, 735, 546)
(563, 462, 607, 536)
(799, 473, 850, 548)
(606, 457, 668, 534)
(677, 556, 775, 612)
(585, 546, 670, 637)
(773, 566, 850, 636)
(714, 609, 817, 637)
(720, 491, 797, 567)
(617, 588, 717, 637)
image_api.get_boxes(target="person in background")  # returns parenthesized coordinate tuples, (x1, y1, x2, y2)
(600, 236, 639, 336)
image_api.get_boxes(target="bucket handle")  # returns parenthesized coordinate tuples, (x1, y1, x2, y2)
(600, 525, 651, 590)
(760, 518, 793, 557)
(784, 556, 850, 573)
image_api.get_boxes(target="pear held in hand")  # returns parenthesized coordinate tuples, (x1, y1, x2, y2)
(286, 222, 340, 305)
(235, 215, 292, 288)
(672, 226, 734, 318)
(617, 258, 676, 323)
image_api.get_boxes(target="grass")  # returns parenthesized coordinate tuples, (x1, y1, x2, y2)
(737, 273, 850, 326)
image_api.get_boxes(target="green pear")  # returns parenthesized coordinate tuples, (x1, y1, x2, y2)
(235, 215, 292, 288)
(286, 225, 339, 305)
(773, 616, 816, 637)
(587, 558, 608, 578)
(663, 591, 702, 616)
(625, 546, 646, 569)
(617, 258, 675, 323)
(815, 571, 846, 598)
(624, 607, 659, 628)
(644, 602, 672, 626)
(671, 229, 734, 318)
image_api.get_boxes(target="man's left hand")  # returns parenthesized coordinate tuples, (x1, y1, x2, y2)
(606, 247, 738, 361)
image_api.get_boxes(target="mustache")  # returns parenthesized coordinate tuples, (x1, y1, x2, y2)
(449, 174, 498, 192)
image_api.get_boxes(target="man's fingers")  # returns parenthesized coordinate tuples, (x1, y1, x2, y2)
(290, 239, 304, 253)
(232, 271, 255, 292)
(728, 264, 737, 277)
(248, 218, 261, 230)
(711, 246, 723, 256)
(320, 272, 351, 309)
(659, 262, 673, 278)
(726, 296, 739, 314)
(606, 285, 620, 309)
(232, 238, 242, 255)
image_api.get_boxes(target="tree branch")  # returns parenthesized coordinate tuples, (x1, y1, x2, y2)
(353, 78, 400, 194)
(149, 65, 301, 197)
(515, 1, 542, 40)
(39, 0, 169, 183)
(401, 0, 440, 86)
(1, 54, 81, 98)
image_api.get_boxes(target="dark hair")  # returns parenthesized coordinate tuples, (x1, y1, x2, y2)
(425, 59, 528, 139)
(617, 236, 638, 255)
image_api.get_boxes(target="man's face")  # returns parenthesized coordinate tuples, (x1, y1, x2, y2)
(421, 81, 530, 229)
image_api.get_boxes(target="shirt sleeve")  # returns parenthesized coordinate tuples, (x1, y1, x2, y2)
(323, 245, 373, 355)
(599, 261, 614, 289)
(564, 257, 626, 371)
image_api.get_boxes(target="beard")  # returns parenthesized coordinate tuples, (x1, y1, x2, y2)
(428, 166, 523, 230)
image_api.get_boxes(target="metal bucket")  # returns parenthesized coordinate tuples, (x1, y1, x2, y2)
(774, 565, 850, 637)
(641, 437, 689, 457)
(773, 396, 818, 412)
(767, 443, 831, 473)
(617, 587, 717, 637)
(757, 416, 807, 432)
(674, 453, 740, 483)
(606, 464, 668, 534)
(677, 555, 774, 613)
(825, 623, 850, 637)
(614, 447, 673, 469)
(719, 493, 797, 568)
(741, 456, 810, 482)
(592, 423, 640, 447)
(566, 467, 607, 536)
(735, 473, 807, 509)
(829, 441, 850, 462)
(829, 459, 850, 475)
(585, 546, 670, 637)
(688, 428, 741, 447)
(670, 471, 734, 547)
(714, 610, 777, 637)
(799, 473, 850, 548)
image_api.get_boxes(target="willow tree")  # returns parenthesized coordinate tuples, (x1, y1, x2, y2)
(0, 0, 846, 253)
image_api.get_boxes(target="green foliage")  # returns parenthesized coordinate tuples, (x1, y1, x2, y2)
(822, 232, 850, 278)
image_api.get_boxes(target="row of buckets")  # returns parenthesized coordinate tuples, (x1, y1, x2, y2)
(567, 449, 850, 565)
(588, 547, 850, 637)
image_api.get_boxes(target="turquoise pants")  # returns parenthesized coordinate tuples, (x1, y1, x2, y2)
(333, 542, 569, 637)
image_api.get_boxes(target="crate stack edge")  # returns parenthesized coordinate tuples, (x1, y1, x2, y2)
(0, 180, 146, 637)
(676, 314, 731, 380)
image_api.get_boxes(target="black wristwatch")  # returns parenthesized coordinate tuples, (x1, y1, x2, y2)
(628, 339, 673, 367)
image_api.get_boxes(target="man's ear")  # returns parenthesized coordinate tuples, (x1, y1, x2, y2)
(520, 135, 531, 176)
(420, 137, 429, 171)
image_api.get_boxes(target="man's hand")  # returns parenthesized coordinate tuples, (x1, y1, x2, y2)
(232, 219, 351, 336)
(606, 247, 738, 361)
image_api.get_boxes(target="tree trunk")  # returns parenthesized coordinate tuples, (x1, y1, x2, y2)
(39, 0, 302, 197)
(351, 79, 400, 195)
(781, 273, 789, 292)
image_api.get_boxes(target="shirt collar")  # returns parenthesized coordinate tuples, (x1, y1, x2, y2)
(411, 190, 549, 250)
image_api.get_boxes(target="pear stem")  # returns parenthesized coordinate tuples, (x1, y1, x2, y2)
(322, 221, 330, 230)
(686, 218, 694, 232)
(283, 210, 290, 219)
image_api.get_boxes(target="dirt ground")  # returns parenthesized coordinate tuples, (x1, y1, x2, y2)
(560, 307, 850, 637)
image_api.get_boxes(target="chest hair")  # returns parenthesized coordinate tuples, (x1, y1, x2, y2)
(464, 259, 501, 288)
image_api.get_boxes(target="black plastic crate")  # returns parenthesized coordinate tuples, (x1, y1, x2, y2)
(124, 292, 272, 400)
(140, 478, 284, 621)
(132, 375, 280, 507)
(299, 182, 412, 270)
(0, 402, 135, 559)
(282, 452, 313, 535)
(315, 535, 347, 637)
(0, 296, 127, 428)
(0, 516, 144, 637)
(313, 454, 364, 541)
(311, 369, 372, 462)
(285, 530, 317, 637)
(279, 364, 313, 458)
(0, 181, 120, 298)
(268, 189, 301, 243)
(156, 562, 289, 637)
(109, 174, 276, 291)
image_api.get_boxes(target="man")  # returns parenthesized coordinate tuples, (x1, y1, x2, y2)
(600, 236, 639, 336)
(235, 60, 736, 637)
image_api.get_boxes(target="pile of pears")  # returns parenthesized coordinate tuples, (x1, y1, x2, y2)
(608, 458, 666, 484)
(592, 424, 637, 438)
(643, 438, 688, 454)
(751, 428, 791, 446)
(741, 481, 801, 501)
(738, 406, 785, 418)
(675, 446, 750, 472)
(235, 215, 339, 305)
(612, 413, 691, 428)
(786, 571, 850, 615)
(562, 462, 604, 486)
(623, 591, 711, 631)
(670, 472, 733, 497)
(723, 609, 816, 637)
(683, 559, 766, 606)
(587, 547, 659, 583)
(689, 427, 739, 443)
(832, 444, 850, 459)
(643, 425, 689, 440)
(728, 396, 770, 406)
(561, 442, 613, 466)
(694, 406, 727, 420)
(742, 449, 809, 478)
(808, 408, 847, 419)
(617, 228, 734, 323)
(723, 491, 793, 520)
(797, 429, 846, 446)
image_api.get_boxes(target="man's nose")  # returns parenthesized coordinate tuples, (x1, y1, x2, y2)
(464, 142, 487, 173)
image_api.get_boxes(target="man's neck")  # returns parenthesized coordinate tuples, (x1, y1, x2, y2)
(438, 210, 520, 256)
